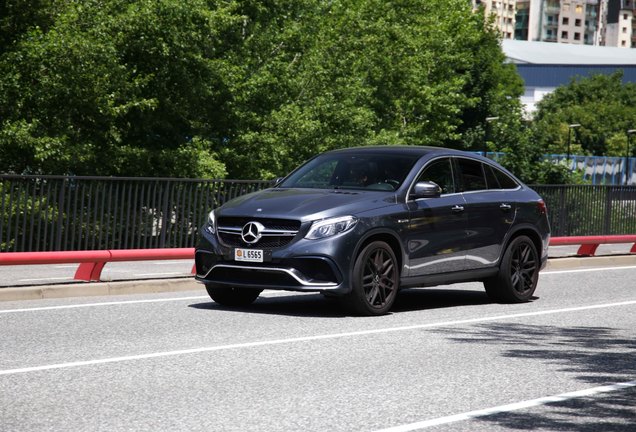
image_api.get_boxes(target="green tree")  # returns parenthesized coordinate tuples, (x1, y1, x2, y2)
(531, 71, 636, 157)
(0, 0, 526, 179)
(0, 0, 233, 177)
(221, 0, 525, 178)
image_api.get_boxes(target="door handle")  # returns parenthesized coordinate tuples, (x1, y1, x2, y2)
(500, 203, 512, 211)
(451, 205, 465, 213)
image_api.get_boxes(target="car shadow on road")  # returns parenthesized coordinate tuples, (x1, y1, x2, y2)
(430, 323, 636, 430)
(391, 288, 493, 312)
(188, 293, 348, 318)
(188, 287, 493, 317)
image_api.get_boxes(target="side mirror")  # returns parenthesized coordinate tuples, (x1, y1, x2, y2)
(411, 181, 442, 199)
(271, 177, 285, 187)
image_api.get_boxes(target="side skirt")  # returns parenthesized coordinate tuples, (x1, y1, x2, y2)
(400, 267, 499, 289)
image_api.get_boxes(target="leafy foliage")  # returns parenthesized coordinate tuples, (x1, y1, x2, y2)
(0, 0, 524, 179)
(531, 71, 636, 157)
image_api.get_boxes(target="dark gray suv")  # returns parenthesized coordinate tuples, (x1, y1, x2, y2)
(195, 146, 550, 315)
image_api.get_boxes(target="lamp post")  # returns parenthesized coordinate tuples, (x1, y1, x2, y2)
(566, 123, 581, 166)
(484, 116, 499, 157)
(627, 129, 636, 186)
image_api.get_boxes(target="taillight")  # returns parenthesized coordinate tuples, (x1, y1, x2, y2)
(537, 199, 547, 215)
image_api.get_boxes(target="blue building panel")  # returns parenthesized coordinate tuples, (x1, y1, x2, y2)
(516, 65, 636, 87)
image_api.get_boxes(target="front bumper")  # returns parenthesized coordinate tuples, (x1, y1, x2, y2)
(194, 224, 355, 294)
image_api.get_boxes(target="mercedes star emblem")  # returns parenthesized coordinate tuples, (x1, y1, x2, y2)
(241, 221, 265, 244)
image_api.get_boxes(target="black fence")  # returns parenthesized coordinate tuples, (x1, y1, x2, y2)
(0, 175, 270, 252)
(533, 185, 636, 238)
(1, 175, 635, 252)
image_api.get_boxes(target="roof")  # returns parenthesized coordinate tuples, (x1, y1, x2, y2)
(502, 40, 636, 66)
(329, 145, 465, 157)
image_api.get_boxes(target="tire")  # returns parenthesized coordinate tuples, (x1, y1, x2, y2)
(205, 284, 262, 307)
(484, 235, 539, 303)
(344, 241, 399, 316)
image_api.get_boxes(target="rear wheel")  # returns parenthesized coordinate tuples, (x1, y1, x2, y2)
(344, 241, 399, 315)
(205, 284, 262, 306)
(484, 235, 539, 303)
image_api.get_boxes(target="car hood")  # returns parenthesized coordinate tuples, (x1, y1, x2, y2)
(217, 188, 396, 222)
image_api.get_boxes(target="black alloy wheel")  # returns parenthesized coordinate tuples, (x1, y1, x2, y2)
(484, 235, 539, 303)
(205, 284, 262, 306)
(346, 241, 399, 315)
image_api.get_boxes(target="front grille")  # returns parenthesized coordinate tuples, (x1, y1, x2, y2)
(217, 217, 301, 249)
(218, 233, 294, 248)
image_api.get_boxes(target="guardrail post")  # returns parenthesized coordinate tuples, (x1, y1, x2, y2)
(74, 262, 107, 281)
(576, 244, 599, 257)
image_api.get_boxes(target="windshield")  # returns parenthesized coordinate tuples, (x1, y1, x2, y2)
(279, 152, 419, 191)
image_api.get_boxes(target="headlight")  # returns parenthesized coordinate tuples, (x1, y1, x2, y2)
(206, 210, 216, 234)
(306, 216, 357, 240)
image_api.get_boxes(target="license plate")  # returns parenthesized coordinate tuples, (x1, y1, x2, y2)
(234, 248, 264, 263)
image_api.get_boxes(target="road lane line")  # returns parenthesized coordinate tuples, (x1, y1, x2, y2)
(0, 296, 209, 314)
(1, 299, 636, 376)
(372, 379, 636, 431)
(133, 272, 185, 276)
(0, 291, 309, 314)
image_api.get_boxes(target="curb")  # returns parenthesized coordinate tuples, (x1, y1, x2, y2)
(0, 277, 203, 302)
(544, 254, 636, 270)
(1, 255, 635, 303)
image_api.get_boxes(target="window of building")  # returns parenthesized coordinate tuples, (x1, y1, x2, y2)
(561, 31, 569, 39)
(622, 40, 627, 46)
(575, 5, 583, 13)
(563, 17, 570, 25)
(575, 18, 582, 26)
(563, 3, 570, 11)
(574, 32, 581, 40)
(624, 27, 628, 34)
(625, 14, 629, 20)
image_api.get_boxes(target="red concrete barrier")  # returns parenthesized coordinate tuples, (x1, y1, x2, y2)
(0, 248, 195, 281)
(550, 236, 636, 257)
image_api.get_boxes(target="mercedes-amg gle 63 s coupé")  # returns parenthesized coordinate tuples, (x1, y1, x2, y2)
(195, 146, 550, 315)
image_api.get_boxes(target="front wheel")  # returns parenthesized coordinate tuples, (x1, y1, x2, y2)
(344, 241, 399, 315)
(484, 235, 539, 303)
(205, 284, 262, 307)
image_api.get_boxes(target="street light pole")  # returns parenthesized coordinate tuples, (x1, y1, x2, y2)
(484, 116, 499, 157)
(627, 129, 636, 186)
(566, 123, 581, 166)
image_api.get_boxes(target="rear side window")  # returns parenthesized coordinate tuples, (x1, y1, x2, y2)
(456, 158, 487, 192)
(491, 166, 519, 189)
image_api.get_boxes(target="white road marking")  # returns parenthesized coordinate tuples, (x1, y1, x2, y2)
(0, 296, 209, 314)
(1, 300, 635, 376)
(372, 380, 636, 431)
(543, 265, 636, 275)
(151, 261, 192, 265)
(0, 291, 309, 314)
(53, 265, 77, 269)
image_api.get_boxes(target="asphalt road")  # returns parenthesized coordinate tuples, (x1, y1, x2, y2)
(1, 265, 635, 431)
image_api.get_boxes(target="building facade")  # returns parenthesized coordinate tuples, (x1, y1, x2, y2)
(604, 0, 636, 47)
(474, 0, 636, 47)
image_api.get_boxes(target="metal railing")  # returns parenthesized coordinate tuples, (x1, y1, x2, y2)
(1, 175, 270, 252)
(1, 176, 635, 252)
(533, 185, 636, 237)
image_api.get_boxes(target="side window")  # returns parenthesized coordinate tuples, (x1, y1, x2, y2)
(416, 158, 455, 194)
(491, 166, 519, 189)
(484, 165, 501, 189)
(456, 158, 487, 192)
